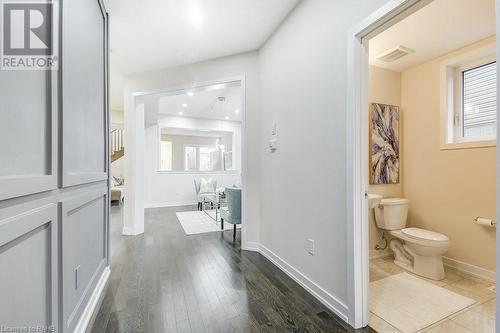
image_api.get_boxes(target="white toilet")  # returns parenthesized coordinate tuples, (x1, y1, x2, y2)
(371, 196, 450, 280)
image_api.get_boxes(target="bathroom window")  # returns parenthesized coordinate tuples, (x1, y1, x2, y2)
(441, 46, 496, 149)
(461, 62, 497, 140)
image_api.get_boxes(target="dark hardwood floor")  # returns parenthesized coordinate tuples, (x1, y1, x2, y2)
(91, 205, 376, 332)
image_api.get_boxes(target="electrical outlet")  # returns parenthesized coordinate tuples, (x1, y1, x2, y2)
(307, 238, 315, 255)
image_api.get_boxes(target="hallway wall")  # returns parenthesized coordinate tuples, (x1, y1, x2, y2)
(257, 0, 392, 318)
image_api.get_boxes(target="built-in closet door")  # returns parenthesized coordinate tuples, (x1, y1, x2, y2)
(0, 1, 109, 332)
(62, 0, 108, 186)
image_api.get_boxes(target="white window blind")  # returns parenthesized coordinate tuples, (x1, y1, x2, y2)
(462, 62, 497, 139)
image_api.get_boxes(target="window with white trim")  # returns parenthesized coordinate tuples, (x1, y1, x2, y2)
(459, 62, 497, 140)
(461, 62, 497, 140)
(441, 47, 497, 149)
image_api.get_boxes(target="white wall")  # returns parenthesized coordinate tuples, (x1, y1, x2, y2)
(123, 52, 260, 246)
(257, 0, 391, 317)
(145, 115, 241, 207)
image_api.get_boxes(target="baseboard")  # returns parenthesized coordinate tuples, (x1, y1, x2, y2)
(258, 244, 348, 322)
(144, 201, 197, 208)
(122, 226, 144, 236)
(369, 249, 391, 259)
(443, 256, 496, 282)
(74, 266, 111, 333)
(242, 241, 259, 252)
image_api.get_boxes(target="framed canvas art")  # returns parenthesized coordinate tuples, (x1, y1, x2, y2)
(370, 103, 400, 184)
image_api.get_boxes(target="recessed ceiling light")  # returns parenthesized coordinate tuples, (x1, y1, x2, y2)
(178, 112, 183, 115)
(186, 92, 194, 97)
(181, 103, 188, 108)
(234, 109, 239, 113)
(225, 116, 229, 120)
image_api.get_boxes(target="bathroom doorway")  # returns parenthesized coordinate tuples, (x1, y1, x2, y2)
(347, 0, 498, 331)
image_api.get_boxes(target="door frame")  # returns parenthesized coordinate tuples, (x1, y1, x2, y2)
(128, 76, 250, 247)
(345, 0, 437, 328)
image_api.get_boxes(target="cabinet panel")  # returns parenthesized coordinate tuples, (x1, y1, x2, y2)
(62, 0, 107, 186)
(0, 69, 57, 200)
(61, 189, 107, 331)
(0, 204, 58, 331)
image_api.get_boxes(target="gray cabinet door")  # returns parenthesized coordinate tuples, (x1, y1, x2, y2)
(62, 0, 108, 187)
(0, 1, 109, 332)
(0, 65, 58, 200)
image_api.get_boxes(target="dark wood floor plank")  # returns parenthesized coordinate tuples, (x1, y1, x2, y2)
(91, 205, 375, 333)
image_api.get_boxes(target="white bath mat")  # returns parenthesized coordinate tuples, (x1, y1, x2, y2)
(176, 210, 241, 235)
(370, 273, 474, 333)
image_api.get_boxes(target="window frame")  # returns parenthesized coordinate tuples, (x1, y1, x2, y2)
(440, 43, 496, 150)
(157, 125, 239, 174)
(159, 140, 173, 171)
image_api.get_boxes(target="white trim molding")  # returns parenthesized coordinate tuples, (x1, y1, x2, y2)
(346, 0, 433, 328)
(74, 266, 111, 333)
(439, 41, 497, 150)
(241, 241, 260, 252)
(259, 244, 349, 322)
(443, 257, 496, 283)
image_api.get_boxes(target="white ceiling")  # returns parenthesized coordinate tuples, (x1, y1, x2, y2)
(107, 0, 299, 110)
(155, 82, 242, 122)
(106, 0, 300, 72)
(369, 0, 495, 72)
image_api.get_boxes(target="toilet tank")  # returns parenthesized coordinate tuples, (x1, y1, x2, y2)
(374, 198, 409, 230)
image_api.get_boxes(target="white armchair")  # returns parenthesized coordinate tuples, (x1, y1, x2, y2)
(194, 178, 217, 210)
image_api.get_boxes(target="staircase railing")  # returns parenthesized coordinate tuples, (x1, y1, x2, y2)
(111, 129, 124, 155)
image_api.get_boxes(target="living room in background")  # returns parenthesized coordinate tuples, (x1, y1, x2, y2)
(146, 79, 243, 209)
(123, 76, 246, 241)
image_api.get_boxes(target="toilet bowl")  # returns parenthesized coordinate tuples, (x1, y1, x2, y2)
(372, 196, 450, 280)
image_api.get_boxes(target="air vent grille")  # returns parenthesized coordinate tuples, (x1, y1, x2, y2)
(377, 46, 413, 62)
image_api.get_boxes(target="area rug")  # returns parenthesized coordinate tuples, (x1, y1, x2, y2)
(176, 210, 241, 235)
(369, 273, 475, 333)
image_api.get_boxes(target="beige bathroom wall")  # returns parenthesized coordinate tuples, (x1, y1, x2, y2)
(368, 66, 403, 257)
(401, 37, 496, 272)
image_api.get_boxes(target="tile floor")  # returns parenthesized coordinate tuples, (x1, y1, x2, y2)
(369, 256, 496, 333)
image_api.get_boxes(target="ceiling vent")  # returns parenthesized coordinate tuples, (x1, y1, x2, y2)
(377, 46, 413, 62)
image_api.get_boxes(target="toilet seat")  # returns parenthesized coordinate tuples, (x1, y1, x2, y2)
(402, 227, 448, 242)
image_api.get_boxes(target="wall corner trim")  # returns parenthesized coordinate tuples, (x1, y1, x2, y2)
(122, 226, 144, 236)
(241, 242, 260, 252)
(258, 244, 349, 322)
(74, 266, 111, 333)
